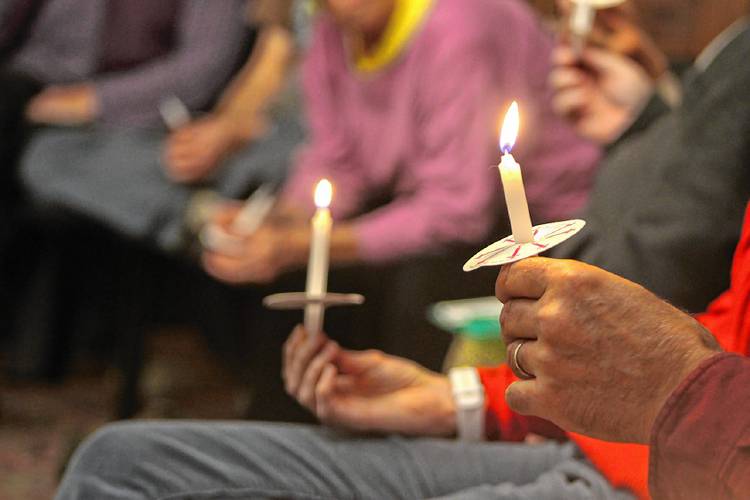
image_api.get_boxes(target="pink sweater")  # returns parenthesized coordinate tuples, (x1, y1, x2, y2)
(283, 0, 601, 262)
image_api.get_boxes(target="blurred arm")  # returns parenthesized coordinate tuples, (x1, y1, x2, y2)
(93, 0, 247, 126)
(650, 353, 750, 499)
(215, 0, 297, 142)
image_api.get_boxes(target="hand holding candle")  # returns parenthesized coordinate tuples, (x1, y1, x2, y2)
(304, 179, 333, 336)
(498, 102, 534, 244)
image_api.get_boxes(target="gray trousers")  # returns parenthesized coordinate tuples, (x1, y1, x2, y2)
(19, 111, 304, 252)
(55, 421, 634, 500)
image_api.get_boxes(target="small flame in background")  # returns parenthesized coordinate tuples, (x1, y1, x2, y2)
(314, 179, 333, 208)
(499, 101, 520, 154)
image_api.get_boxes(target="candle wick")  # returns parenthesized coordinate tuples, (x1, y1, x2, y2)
(501, 144, 512, 155)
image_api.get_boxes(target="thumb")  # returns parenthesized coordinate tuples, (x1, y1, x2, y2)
(580, 46, 634, 75)
(333, 348, 381, 375)
(504, 380, 543, 418)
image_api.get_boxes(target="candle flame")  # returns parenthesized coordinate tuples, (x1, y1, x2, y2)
(499, 101, 520, 154)
(314, 179, 333, 208)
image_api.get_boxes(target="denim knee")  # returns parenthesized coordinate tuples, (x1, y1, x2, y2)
(57, 422, 156, 500)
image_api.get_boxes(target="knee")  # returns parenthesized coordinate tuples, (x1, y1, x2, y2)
(74, 422, 144, 470)
(18, 131, 74, 195)
(57, 422, 156, 499)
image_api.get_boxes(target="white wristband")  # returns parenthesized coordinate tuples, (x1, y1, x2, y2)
(449, 367, 485, 442)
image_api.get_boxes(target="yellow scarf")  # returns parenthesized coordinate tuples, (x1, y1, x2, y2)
(354, 0, 434, 73)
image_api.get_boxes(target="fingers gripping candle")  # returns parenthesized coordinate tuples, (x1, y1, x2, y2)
(305, 179, 333, 336)
(498, 102, 534, 244)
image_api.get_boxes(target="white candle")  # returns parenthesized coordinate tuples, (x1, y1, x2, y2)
(569, 0, 626, 54)
(569, 0, 595, 54)
(498, 102, 534, 244)
(304, 179, 333, 335)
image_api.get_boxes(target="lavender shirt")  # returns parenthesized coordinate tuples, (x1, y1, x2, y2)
(283, 0, 601, 263)
(7, 0, 246, 126)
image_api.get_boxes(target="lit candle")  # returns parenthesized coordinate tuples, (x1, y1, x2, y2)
(304, 179, 333, 336)
(498, 102, 534, 244)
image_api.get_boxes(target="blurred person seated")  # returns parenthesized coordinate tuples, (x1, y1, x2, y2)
(1, 0, 248, 250)
(17, 0, 306, 253)
(163, 0, 303, 185)
(5, 0, 246, 130)
(549, 0, 750, 312)
(54, 199, 750, 499)
(0, 0, 247, 363)
(199, 0, 601, 286)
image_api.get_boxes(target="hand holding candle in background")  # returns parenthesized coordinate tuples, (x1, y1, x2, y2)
(556, 0, 671, 82)
(551, 0, 678, 146)
(549, 44, 655, 145)
(202, 216, 305, 284)
(201, 178, 359, 285)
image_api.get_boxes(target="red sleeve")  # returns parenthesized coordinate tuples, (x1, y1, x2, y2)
(477, 365, 565, 442)
(695, 202, 750, 354)
(696, 289, 735, 347)
(649, 353, 750, 500)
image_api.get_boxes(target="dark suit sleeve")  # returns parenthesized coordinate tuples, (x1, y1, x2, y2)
(609, 92, 671, 151)
(551, 59, 750, 312)
(649, 353, 750, 500)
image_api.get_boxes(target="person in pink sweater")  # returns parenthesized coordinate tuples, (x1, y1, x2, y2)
(201, 0, 600, 284)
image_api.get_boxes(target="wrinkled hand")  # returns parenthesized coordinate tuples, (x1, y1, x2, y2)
(164, 116, 252, 183)
(283, 326, 456, 436)
(25, 84, 98, 125)
(549, 45, 653, 144)
(496, 257, 721, 444)
(201, 203, 307, 284)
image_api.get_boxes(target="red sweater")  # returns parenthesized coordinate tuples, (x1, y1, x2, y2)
(478, 202, 750, 499)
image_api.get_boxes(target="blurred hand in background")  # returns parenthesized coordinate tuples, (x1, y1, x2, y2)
(549, 44, 653, 144)
(163, 114, 265, 184)
(550, 1, 674, 144)
(25, 83, 98, 125)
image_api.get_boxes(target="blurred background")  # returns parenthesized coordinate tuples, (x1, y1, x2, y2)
(0, 0, 738, 498)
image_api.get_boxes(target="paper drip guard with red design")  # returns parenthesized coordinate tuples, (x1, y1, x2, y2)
(465, 101, 587, 272)
(463, 219, 586, 272)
